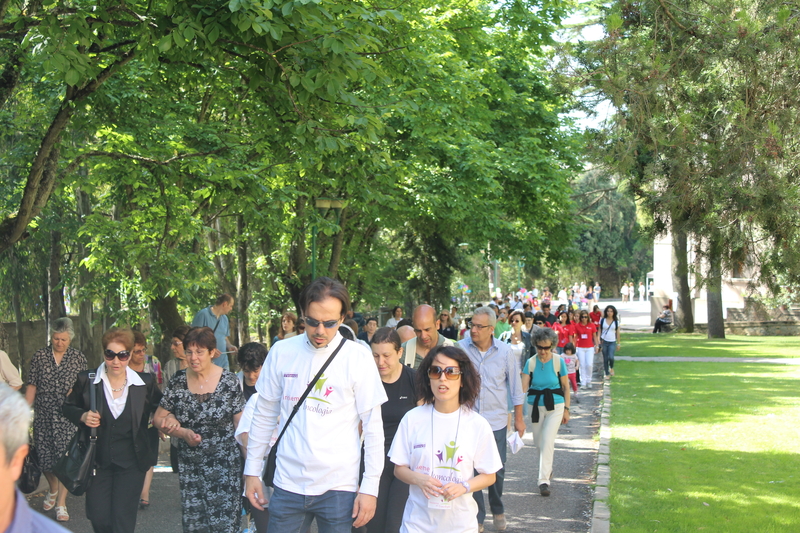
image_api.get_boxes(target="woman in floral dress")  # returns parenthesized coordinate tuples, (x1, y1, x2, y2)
(25, 317, 87, 522)
(154, 326, 244, 533)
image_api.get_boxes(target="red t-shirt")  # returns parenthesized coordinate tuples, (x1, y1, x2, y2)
(553, 323, 573, 347)
(589, 311, 601, 327)
(573, 322, 597, 348)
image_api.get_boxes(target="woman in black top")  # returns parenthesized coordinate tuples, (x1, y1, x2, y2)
(363, 327, 418, 533)
(63, 328, 162, 533)
(437, 311, 458, 341)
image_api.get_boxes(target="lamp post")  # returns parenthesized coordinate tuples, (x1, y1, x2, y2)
(311, 197, 346, 280)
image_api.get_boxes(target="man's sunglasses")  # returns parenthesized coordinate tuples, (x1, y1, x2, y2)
(428, 366, 463, 380)
(303, 316, 340, 329)
(104, 349, 131, 361)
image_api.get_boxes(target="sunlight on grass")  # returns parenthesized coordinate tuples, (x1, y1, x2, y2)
(608, 362, 800, 532)
(621, 332, 800, 358)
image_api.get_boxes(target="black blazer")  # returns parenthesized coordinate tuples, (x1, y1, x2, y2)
(63, 370, 163, 471)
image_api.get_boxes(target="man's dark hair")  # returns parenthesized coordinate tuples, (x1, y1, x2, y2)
(366, 317, 378, 326)
(215, 293, 234, 306)
(238, 342, 268, 372)
(541, 302, 551, 310)
(344, 319, 359, 335)
(299, 276, 351, 317)
(395, 318, 413, 329)
(417, 346, 481, 409)
(524, 311, 535, 318)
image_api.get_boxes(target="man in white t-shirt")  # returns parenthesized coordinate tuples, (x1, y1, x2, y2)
(244, 277, 388, 533)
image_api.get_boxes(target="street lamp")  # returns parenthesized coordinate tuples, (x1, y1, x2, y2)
(311, 197, 346, 280)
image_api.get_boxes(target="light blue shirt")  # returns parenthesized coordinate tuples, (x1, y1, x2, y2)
(459, 337, 524, 431)
(191, 306, 230, 369)
(9, 488, 71, 533)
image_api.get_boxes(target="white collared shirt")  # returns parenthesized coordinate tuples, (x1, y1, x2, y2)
(94, 363, 145, 419)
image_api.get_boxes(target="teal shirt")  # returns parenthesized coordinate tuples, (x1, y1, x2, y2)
(523, 357, 568, 406)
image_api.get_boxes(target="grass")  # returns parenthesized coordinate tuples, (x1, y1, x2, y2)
(621, 332, 800, 358)
(608, 358, 800, 532)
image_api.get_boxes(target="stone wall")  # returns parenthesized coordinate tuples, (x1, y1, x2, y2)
(694, 321, 800, 336)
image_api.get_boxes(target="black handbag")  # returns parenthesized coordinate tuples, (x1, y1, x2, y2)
(54, 372, 98, 496)
(18, 443, 41, 494)
(263, 338, 346, 487)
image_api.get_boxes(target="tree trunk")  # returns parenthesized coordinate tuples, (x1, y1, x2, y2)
(48, 230, 67, 323)
(706, 235, 726, 339)
(236, 215, 250, 344)
(671, 223, 694, 332)
(151, 293, 185, 362)
(75, 188, 97, 366)
(11, 272, 27, 379)
(327, 210, 348, 279)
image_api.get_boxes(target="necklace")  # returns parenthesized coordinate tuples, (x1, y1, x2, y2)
(430, 404, 462, 481)
(197, 374, 211, 389)
(110, 379, 128, 392)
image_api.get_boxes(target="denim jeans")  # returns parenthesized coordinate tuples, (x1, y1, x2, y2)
(267, 486, 356, 533)
(473, 427, 507, 524)
(601, 340, 616, 376)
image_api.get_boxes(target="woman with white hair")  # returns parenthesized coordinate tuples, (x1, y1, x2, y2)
(25, 317, 87, 522)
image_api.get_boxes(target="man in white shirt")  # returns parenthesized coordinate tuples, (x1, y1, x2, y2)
(244, 277, 387, 533)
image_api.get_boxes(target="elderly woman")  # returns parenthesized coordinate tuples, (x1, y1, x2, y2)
(521, 327, 570, 497)
(389, 346, 502, 533)
(154, 327, 245, 533)
(63, 328, 162, 533)
(25, 317, 87, 522)
(163, 325, 190, 384)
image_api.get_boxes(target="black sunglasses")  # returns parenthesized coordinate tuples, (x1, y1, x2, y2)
(303, 316, 340, 329)
(104, 349, 131, 362)
(535, 345, 553, 351)
(428, 366, 462, 380)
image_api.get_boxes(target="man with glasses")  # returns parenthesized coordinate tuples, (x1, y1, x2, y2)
(402, 305, 456, 368)
(459, 307, 525, 532)
(244, 277, 387, 533)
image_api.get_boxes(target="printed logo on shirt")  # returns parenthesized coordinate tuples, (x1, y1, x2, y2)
(434, 440, 463, 473)
(308, 373, 334, 404)
(414, 443, 426, 449)
(399, 396, 408, 400)
(284, 373, 298, 378)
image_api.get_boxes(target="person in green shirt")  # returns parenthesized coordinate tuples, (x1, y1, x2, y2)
(494, 307, 512, 338)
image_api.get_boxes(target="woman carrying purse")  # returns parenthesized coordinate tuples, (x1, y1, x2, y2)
(63, 328, 162, 533)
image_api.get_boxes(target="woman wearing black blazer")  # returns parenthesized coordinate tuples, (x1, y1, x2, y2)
(63, 328, 162, 533)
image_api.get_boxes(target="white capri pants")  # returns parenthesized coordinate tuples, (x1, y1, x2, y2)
(531, 403, 565, 486)
(576, 347, 594, 387)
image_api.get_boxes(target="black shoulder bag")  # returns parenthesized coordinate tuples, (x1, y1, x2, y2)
(263, 338, 347, 487)
(55, 372, 98, 496)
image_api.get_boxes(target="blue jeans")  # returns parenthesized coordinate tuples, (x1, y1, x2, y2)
(473, 427, 507, 523)
(267, 486, 356, 533)
(601, 341, 616, 376)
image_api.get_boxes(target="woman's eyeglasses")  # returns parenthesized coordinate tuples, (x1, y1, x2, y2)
(428, 366, 462, 380)
(104, 349, 131, 361)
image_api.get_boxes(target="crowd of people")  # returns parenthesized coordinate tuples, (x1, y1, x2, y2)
(4, 279, 626, 533)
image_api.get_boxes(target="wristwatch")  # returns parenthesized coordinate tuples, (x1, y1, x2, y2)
(460, 480, 471, 493)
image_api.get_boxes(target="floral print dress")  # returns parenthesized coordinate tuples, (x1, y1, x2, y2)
(160, 370, 245, 533)
(29, 346, 87, 471)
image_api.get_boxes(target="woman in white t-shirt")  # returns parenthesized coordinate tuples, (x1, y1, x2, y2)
(599, 305, 620, 378)
(386, 306, 404, 328)
(389, 346, 502, 533)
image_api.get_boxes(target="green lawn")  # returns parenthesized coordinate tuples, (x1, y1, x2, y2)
(609, 358, 800, 532)
(621, 332, 800, 358)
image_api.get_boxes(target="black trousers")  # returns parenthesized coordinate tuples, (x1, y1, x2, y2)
(653, 318, 669, 333)
(85, 463, 147, 533)
(366, 456, 408, 533)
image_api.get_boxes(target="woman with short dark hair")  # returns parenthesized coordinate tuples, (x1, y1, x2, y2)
(389, 346, 502, 532)
(386, 306, 404, 329)
(153, 327, 245, 533)
(63, 327, 162, 532)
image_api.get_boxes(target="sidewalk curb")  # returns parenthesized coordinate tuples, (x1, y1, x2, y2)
(591, 380, 612, 533)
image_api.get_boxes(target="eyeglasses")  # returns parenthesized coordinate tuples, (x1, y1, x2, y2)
(428, 366, 462, 380)
(171, 340, 183, 346)
(510, 319, 521, 324)
(104, 349, 131, 361)
(535, 321, 545, 326)
(535, 345, 553, 352)
(469, 322, 491, 330)
(303, 316, 340, 329)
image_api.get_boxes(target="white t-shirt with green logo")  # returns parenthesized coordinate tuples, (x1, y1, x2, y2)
(245, 333, 387, 496)
(389, 404, 502, 533)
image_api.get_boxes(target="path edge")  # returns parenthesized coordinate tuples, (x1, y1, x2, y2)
(591, 379, 611, 533)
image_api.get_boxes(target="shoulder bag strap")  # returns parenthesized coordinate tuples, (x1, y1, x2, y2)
(210, 307, 221, 333)
(89, 372, 97, 439)
(272, 337, 347, 451)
